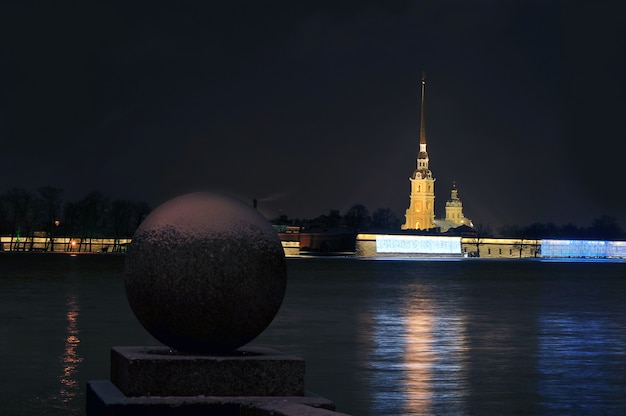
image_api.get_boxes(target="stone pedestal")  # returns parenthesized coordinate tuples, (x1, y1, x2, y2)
(111, 346, 304, 397)
(87, 346, 349, 415)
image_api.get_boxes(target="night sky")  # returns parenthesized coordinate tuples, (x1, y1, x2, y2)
(1, 1, 625, 231)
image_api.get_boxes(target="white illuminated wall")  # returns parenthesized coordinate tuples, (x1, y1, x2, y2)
(541, 239, 626, 258)
(376, 235, 462, 254)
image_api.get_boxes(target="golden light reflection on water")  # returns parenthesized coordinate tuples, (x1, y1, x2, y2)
(403, 298, 469, 415)
(367, 287, 469, 416)
(58, 295, 83, 404)
(403, 299, 435, 414)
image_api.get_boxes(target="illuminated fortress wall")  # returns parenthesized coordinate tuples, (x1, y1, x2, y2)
(376, 235, 461, 254)
(460, 238, 540, 258)
(541, 239, 626, 258)
(356, 234, 462, 257)
(358, 235, 626, 259)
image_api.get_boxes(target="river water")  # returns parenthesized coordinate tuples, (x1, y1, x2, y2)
(1, 253, 625, 415)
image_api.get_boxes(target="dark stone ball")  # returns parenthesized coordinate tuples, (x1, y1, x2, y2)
(124, 192, 287, 354)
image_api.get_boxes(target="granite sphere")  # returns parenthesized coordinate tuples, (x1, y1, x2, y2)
(124, 192, 287, 354)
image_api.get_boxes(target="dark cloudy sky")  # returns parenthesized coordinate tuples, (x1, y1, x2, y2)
(1, 0, 625, 230)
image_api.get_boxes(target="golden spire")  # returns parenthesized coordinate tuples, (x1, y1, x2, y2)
(420, 71, 426, 145)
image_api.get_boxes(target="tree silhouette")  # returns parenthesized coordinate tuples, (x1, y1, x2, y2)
(344, 204, 370, 231)
(75, 191, 109, 251)
(108, 199, 151, 250)
(130, 201, 151, 231)
(62, 201, 80, 251)
(37, 186, 64, 251)
(498, 216, 625, 241)
(110, 199, 133, 250)
(371, 208, 400, 230)
(2, 188, 33, 250)
(467, 223, 493, 257)
(588, 215, 623, 240)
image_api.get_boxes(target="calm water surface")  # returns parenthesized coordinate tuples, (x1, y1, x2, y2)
(0, 253, 625, 415)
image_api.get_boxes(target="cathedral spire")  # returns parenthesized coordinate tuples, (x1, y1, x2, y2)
(420, 71, 426, 145)
(414, 71, 430, 177)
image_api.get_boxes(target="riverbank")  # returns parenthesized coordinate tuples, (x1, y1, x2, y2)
(3, 234, 626, 259)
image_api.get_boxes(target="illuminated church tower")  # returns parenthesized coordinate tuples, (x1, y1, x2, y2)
(402, 72, 436, 230)
(444, 182, 473, 228)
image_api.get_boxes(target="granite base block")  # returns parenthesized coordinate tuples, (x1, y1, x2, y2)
(111, 346, 305, 397)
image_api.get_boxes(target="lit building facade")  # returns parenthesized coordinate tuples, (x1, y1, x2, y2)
(434, 182, 473, 232)
(402, 73, 436, 230)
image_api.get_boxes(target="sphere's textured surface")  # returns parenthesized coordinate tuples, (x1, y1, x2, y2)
(124, 192, 287, 354)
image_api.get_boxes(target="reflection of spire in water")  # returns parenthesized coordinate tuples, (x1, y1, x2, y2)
(365, 287, 469, 415)
(403, 299, 435, 414)
(59, 294, 83, 404)
(403, 296, 469, 415)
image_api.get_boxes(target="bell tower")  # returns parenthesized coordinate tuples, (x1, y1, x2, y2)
(402, 72, 436, 230)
